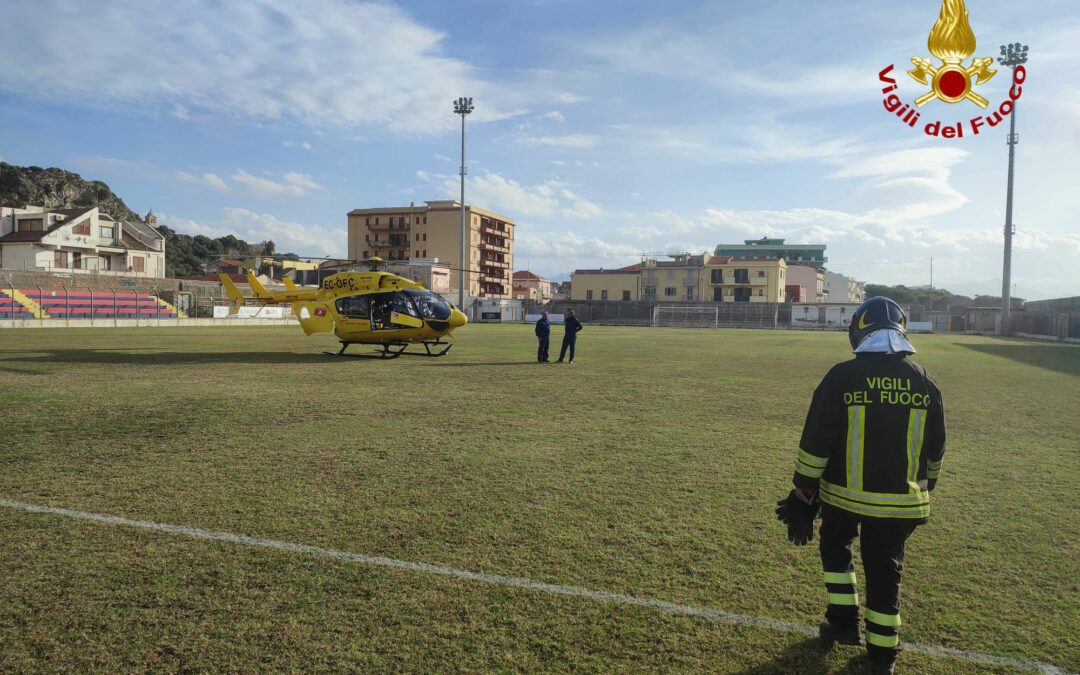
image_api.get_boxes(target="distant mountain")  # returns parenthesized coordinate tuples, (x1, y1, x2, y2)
(0, 162, 144, 223)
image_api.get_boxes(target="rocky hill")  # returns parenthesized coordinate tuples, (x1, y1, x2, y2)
(0, 162, 144, 223)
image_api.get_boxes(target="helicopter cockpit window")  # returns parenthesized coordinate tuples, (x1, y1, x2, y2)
(335, 295, 370, 319)
(390, 292, 420, 318)
(402, 289, 452, 320)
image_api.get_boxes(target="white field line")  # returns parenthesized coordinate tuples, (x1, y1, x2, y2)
(0, 498, 1068, 674)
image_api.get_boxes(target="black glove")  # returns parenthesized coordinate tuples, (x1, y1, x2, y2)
(775, 490, 820, 546)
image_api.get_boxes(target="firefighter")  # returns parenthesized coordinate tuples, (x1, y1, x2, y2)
(787, 296, 946, 674)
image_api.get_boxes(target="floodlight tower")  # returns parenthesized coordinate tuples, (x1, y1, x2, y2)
(453, 96, 474, 314)
(997, 42, 1028, 336)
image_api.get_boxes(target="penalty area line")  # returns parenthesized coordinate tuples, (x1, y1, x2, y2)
(0, 498, 1067, 675)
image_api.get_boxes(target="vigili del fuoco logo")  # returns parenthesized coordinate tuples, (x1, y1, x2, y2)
(878, 0, 1028, 138)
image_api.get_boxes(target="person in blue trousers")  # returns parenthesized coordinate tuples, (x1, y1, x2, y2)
(556, 309, 583, 363)
(535, 311, 551, 362)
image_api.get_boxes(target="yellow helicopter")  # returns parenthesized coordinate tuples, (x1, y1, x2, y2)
(219, 261, 467, 358)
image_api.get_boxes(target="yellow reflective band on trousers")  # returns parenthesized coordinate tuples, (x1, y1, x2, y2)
(867, 631, 900, 648)
(823, 571, 856, 585)
(906, 408, 926, 485)
(828, 592, 858, 605)
(866, 609, 902, 627)
(847, 406, 865, 491)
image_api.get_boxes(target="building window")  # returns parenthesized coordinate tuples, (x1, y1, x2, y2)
(587, 290, 593, 300)
(131, 257, 145, 272)
(365, 234, 369, 241)
(72, 220, 91, 235)
(644, 286, 656, 297)
(601, 290, 608, 300)
(710, 269, 723, 284)
(422, 250, 426, 257)
(735, 269, 749, 284)
(99, 226, 114, 239)
(665, 287, 676, 296)
(622, 290, 631, 301)
(363, 250, 369, 258)
(757, 270, 765, 277)
(758, 289, 764, 296)
(423, 216, 427, 224)
(54, 251, 68, 268)
(415, 250, 420, 258)
(415, 234, 420, 242)
(423, 233, 427, 241)
(365, 217, 370, 226)
(687, 288, 694, 301)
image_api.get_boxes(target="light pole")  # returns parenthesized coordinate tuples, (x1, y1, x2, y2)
(998, 42, 1028, 336)
(453, 96, 474, 314)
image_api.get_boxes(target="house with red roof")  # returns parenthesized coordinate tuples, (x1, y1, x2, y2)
(511, 269, 553, 302)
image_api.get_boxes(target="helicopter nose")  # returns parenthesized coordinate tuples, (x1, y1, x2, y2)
(449, 307, 468, 329)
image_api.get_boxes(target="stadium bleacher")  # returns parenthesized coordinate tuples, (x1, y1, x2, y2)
(0, 290, 178, 319)
(0, 291, 35, 319)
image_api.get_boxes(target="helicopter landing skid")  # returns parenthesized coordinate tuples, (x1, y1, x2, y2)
(323, 342, 409, 359)
(397, 340, 453, 357)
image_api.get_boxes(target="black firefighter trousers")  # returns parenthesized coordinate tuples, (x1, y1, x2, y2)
(819, 506, 918, 665)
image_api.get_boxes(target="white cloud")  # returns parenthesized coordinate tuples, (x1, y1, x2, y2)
(517, 134, 599, 149)
(543, 110, 566, 123)
(417, 170, 603, 220)
(283, 140, 313, 150)
(160, 209, 345, 257)
(0, 0, 519, 135)
(221, 207, 344, 256)
(434, 153, 453, 163)
(230, 170, 323, 198)
(176, 171, 230, 193)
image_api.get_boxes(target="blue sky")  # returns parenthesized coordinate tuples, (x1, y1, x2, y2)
(1, 0, 1077, 298)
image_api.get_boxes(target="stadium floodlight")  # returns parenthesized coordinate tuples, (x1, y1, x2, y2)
(995, 43, 1029, 336)
(453, 97, 474, 314)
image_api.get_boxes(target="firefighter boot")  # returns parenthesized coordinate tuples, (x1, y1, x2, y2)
(868, 660, 895, 675)
(819, 620, 862, 646)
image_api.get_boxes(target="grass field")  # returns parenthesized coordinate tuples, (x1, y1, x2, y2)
(0, 324, 1077, 673)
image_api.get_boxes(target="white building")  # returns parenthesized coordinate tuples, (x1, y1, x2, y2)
(0, 206, 165, 277)
(823, 271, 866, 304)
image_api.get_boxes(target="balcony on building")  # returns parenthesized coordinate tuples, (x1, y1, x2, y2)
(479, 217, 510, 236)
(480, 236, 509, 254)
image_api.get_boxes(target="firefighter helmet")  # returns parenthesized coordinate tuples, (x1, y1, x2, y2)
(849, 296, 907, 349)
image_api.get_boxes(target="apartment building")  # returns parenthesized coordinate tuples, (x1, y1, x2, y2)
(571, 254, 786, 303)
(347, 200, 513, 298)
(786, 265, 826, 303)
(823, 270, 866, 304)
(570, 263, 642, 301)
(715, 237, 827, 268)
(0, 206, 165, 277)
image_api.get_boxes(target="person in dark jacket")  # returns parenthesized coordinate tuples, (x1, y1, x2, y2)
(790, 296, 946, 675)
(535, 311, 551, 362)
(556, 309, 583, 363)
